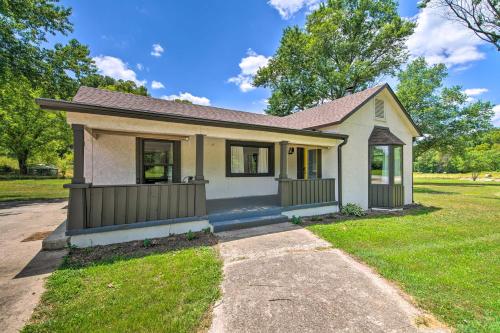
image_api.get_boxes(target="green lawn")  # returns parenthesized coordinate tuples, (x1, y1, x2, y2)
(23, 247, 222, 333)
(0, 179, 69, 202)
(308, 179, 500, 332)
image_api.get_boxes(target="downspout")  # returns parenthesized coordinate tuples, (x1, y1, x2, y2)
(337, 137, 348, 209)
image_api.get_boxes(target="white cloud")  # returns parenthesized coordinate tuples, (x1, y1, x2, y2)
(268, 0, 321, 19)
(407, 2, 486, 67)
(228, 49, 271, 92)
(151, 43, 164, 57)
(492, 105, 500, 127)
(463, 88, 488, 96)
(151, 80, 165, 89)
(161, 92, 211, 106)
(136, 63, 144, 71)
(92, 55, 146, 86)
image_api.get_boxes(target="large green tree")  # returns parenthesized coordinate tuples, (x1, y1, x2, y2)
(254, 0, 415, 116)
(0, 0, 95, 97)
(396, 57, 494, 157)
(80, 74, 149, 96)
(0, 76, 70, 174)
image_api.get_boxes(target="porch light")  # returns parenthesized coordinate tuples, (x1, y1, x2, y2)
(288, 147, 295, 155)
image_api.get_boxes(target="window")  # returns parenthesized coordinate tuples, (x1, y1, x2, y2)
(297, 148, 322, 180)
(375, 98, 385, 120)
(138, 139, 180, 184)
(370, 145, 403, 185)
(226, 140, 274, 177)
(394, 146, 402, 184)
(371, 145, 390, 184)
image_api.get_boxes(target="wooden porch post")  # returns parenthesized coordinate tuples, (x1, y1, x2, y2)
(72, 124, 85, 184)
(279, 141, 288, 179)
(195, 134, 205, 181)
(64, 123, 89, 232)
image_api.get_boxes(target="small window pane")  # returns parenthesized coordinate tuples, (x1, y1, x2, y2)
(371, 146, 389, 184)
(307, 149, 318, 179)
(143, 140, 174, 183)
(230, 144, 269, 175)
(394, 146, 402, 184)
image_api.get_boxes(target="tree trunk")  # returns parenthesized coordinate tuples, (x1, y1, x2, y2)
(18, 156, 28, 175)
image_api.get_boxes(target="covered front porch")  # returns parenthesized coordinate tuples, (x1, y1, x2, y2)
(63, 115, 345, 244)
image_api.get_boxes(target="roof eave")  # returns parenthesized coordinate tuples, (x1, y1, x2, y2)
(36, 98, 349, 141)
(304, 84, 423, 137)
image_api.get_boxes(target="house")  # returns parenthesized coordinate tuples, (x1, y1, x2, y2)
(36, 83, 421, 247)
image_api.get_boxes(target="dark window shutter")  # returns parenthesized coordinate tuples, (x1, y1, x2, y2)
(136, 138, 143, 184)
(173, 141, 181, 183)
(297, 148, 304, 179)
(317, 149, 322, 179)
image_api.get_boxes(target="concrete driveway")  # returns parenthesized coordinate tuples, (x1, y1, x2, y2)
(210, 223, 449, 333)
(0, 200, 67, 333)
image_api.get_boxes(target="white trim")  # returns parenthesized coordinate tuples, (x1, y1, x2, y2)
(70, 219, 211, 248)
(282, 204, 339, 218)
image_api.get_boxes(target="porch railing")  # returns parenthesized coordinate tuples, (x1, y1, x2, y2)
(65, 182, 207, 233)
(277, 178, 336, 207)
(369, 184, 404, 208)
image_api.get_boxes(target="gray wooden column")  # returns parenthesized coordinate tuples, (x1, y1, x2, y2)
(195, 134, 205, 181)
(279, 141, 288, 179)
(72, 124, 85, 184)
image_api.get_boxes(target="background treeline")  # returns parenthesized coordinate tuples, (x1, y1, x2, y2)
(0, 0, 498, 178)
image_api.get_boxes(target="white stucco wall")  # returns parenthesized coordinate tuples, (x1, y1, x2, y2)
(72, 113, 341, 200)
(321, 90, 416, 209)
(83, 131, 136, 185)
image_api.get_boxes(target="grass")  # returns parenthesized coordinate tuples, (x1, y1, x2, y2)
(308, 179, 500, 332)
(0, 179, 69, 202)
(23, 247, 222, 333)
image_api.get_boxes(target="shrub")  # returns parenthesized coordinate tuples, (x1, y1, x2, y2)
(290, 215, 302, 225)
(341, 203, 365, 217)
(143, 239, 152, 248)
(186, 230, 196, 241)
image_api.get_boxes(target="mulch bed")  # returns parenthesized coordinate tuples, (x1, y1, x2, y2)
(299, 203, 425, 227)
(65, 204, 425, 267)
(66, 231, 219, 268)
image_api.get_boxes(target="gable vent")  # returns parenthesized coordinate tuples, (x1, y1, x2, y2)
(375, 99, 385, 120)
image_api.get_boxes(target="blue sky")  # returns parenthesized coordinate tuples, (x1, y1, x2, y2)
(57, 0, 499, 124)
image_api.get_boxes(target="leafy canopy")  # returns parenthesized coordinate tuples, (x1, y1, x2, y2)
(254, 0, 415, 116)
(396, 57, 494, 157)
(80, 75, 149, 96)
(0, 0, 95, 98)
(0, 76, 71, 174)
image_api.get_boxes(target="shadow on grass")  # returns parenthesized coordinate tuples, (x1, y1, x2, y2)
(301, 204, 441, 228)
(414, 187, 457, 195)
(0, 198, 67, 210)
(415, 182, 500, 187)
(62, 231, 219, 269)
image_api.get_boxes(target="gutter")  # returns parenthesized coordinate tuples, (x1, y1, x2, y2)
(337, 137, 348, 209)
(36, 98, 349, 141)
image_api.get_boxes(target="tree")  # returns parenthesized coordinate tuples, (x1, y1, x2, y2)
(396, 57, 494, 157)
(462, 143, 499, 180)
(419, 0, 500, 51)
(80, 74, 149, 96)
(0, 77, 70, 174)
(254, 0, 415, 116)
(0, 0, 95, 96)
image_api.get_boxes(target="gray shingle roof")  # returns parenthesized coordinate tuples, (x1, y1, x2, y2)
(70, 84, 392, 130)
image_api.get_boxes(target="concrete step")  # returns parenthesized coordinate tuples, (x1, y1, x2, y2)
(212, 214, 289, 233)
(208, 207, 283, 223)
(42, 221, 69, 251)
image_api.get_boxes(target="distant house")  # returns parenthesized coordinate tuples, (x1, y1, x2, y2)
(37, 83, 420, 247)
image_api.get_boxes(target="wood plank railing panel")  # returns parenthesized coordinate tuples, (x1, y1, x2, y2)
(369, 184, 404, 208)
(66, 182, 207, 232)
(278, 178, 336, 207)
